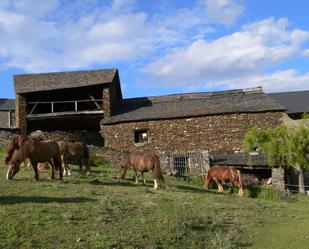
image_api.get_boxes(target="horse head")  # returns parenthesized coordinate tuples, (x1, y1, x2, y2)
(117, 161, 128, 180)
(6, 158, 22, 180)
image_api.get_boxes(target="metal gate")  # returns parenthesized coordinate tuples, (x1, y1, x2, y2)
(160, 150, 209, 177)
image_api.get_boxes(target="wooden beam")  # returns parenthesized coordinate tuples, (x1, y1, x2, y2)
(29, 95, 43, 114)
(89, 93, 101, 109)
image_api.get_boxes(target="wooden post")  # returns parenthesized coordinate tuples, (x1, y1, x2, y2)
(51, 102, 54, 113)
(8, 111, 11, 128)
(75, 101, 78, 111)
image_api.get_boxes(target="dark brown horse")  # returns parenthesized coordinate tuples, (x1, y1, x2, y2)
(117, 151, 164, 189)
(58, 141, 91, 176)
(7, 138, 63, 181)
(204, 165, 244, 197)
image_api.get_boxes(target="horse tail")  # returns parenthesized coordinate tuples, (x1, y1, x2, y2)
(153, 155, 164, 183)
(52, 142, 62, 171)
(53, 152, 62, 171)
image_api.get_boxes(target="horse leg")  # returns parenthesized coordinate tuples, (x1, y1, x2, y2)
(66, 164, 72, 176)
(82, 158, 90, 175)
(141, 172, 146, 185)
(61, 155, 67, 176)
(213, 178, 223, 192)
(153, 179, 158, 190)
(79, 159, 83, 172)
(134, 170, 138, 184)
(31, 161, 39, 181)
(204, 174, 211, 189)
(65, 159, 71, 176)
(48, 160, 55, 180)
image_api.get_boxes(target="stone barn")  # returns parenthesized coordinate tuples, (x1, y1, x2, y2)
(14, 69, 122, 134)
(100, 87, 285, 154)
(0, 98, 15, 129)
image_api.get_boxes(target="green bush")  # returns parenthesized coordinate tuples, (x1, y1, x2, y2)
(89, 155, 109, 167)
(230, 186, 280, 201)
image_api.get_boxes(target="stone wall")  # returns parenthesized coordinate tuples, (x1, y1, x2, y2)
(15, 94, 27, 134)
(272, 167, 285, 191)
(0, 111, 9, 128)
(101, 112, 283, 155)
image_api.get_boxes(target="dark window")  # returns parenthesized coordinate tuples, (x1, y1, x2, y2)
(134, 129, 148, 143)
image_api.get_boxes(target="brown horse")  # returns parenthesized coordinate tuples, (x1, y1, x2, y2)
(204, 165, 244, 197)
(58, 141, 91, 176)
(117, 151, 164, 189)
(7, 138, 63, 181)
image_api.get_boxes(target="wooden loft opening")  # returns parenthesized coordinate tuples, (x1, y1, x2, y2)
(25, 85, 104, 117)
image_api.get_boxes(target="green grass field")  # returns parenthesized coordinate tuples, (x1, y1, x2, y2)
(0, 149, 309, 249)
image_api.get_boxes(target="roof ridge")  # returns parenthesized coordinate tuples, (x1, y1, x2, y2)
(14, 68, 118, 77)
(123, 86, 264, 103)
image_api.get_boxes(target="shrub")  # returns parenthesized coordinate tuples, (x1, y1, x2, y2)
(89, 155, 109, 167)
(230, 186, 280, 201)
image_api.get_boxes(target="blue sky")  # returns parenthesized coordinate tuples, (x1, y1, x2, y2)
(1, 0, 309, 99)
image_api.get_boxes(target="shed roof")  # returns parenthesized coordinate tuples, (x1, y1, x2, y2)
(101, 87, 285, 124)
(0, 98, 15, 111)
(211, 153, 267, 167)
(269, 90, 309, 114)
(14, 69, 118, 94)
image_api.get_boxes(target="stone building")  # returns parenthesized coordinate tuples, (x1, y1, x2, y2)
(13, 69, 122, 134)
(0, 98, 15, 129)
(100, 87, 285, 154)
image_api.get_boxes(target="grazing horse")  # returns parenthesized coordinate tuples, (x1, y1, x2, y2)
(117, 151, 164, 189)
(204, 165, 244, 197)
(7, 138, 63, 181)
(57, 141, 91, 176)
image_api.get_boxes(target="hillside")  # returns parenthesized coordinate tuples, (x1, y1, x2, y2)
(0, 150, 308, 249)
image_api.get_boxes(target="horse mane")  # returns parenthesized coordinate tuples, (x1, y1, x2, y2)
(10, 139, 36, 165)
(4, 137, 19, 165)
(153, 154, 164, 182)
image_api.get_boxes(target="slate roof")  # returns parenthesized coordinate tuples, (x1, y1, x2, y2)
(14, 69, 118, 94)
(0, 98, 15, 111)
(211, 153, 268, 167)
(269, 90, 309, 114)
(101, 87, 285, 124)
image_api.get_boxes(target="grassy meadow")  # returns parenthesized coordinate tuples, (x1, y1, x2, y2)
(0, 149, 309, 249)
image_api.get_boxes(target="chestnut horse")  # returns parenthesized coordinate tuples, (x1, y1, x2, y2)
(7, 138, 63, 181)
(204, 165, 244, 197)
(117, 151, 164, 189)
(58, 141, 91, 176)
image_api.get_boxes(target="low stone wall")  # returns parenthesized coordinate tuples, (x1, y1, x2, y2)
(0, 129, 19, 148)
(35, 130, 105, 147)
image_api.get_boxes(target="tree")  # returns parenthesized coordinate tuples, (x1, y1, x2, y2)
(243, 118, 309, 193)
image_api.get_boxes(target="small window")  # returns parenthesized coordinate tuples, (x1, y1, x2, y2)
(134, 129, 148, 143)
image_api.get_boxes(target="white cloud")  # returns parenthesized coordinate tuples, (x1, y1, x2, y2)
(0, 0, 216, 72)
(202, 0, 245, 26)
(143, 18, 309, 91)
(301, 49, 309, 57)
(0, 0, 308, 94)
(203, 69, 309, 92)
(112, 0, 137, 11)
